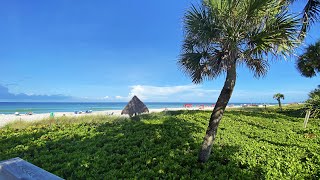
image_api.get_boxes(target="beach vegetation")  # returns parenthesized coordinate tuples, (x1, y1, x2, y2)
(178, 0, 300, 162)
(0, 106, 319, 179)
(305, 85, 320, 118)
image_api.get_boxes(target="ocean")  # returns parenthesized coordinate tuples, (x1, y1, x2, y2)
(0, 102, 271, 115)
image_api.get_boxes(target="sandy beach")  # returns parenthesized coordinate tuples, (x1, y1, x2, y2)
(0, 107, 212, 128)
(0, 104, 275, 128)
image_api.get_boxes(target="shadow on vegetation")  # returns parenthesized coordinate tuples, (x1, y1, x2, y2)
(162, 110, 207, 116)
(278, 108, 306, 118)
(243, 133, 305, 149)
(236, 118, 277, 132)
(228, 109, 303, 122)
(0, 113, 265, 179)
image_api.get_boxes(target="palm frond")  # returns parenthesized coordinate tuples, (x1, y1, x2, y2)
(301, 0, 320, 36)
(243, 58, 269, 78)
(296, 40, 320, 77)
(246, 8, 299, 57)
(204, 0, 229, 12)
(184, 5, 221, 50)
(178, 52, 224, 83)
(246, 0, 277, 19)
(179, 4, 225, 83)
(273, 93, 285, 99)
(297, 57, 317, 77)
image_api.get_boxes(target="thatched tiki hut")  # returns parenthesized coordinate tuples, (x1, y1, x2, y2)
(121, 95, 149, 117)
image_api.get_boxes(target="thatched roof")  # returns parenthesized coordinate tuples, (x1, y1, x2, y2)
(121, 95, 149, 117)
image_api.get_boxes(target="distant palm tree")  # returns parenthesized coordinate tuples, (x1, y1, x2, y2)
(296, 40, 320, 77)
(179, 0, 299, 163)
(273, 93, 285, 111)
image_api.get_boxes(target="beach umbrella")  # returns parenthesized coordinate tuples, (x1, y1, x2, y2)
(121, 95, 149, 117)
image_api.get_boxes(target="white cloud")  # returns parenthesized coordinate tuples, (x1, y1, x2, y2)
(103, 96, 109, 99)
(123, 85, 308, 103)
(115, 95, 126, 99)
(96, 84, 308, 103)
(96, 95, 129, 101)
(127, 84, 219, 101)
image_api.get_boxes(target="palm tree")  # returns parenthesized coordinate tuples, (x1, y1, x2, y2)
(179, 0, 299, 163)
(273, 93, 285, 111)
(286, 1, 320, 77)
(296, 40, 320, 77)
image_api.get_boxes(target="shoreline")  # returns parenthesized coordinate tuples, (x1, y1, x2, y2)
(0, 105, 277, 128)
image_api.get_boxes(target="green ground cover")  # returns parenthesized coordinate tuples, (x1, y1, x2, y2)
(0, 107, 319, 179)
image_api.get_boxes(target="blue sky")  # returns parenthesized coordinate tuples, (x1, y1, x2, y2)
(0, 0, 319, 103)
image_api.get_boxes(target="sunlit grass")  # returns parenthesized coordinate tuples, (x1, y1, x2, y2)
(0, 106, 319, 179)
(3, 115, 125, 130)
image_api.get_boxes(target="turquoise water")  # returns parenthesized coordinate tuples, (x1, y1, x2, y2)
(0, 102, 271, 114)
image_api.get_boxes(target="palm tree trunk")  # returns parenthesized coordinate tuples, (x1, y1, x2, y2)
(278, 99, 282, 111)
(198, 62, 237, 163)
